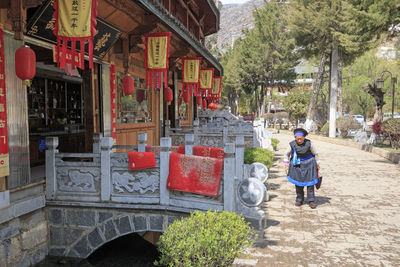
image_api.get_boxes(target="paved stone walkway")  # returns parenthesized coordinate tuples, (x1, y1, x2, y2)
(246, 134, 400, 266)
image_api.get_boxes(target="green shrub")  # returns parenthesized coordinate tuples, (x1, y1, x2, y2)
(155, 210, 257, 267)
(271, 138, 279, 151)
(336, 116, 362, 137)
(320, 122, 329, 136)
(382, 118, 400, 149)
(244, 147, 274, 168)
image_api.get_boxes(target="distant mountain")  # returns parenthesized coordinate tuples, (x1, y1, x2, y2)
(206, 0, 265, 56)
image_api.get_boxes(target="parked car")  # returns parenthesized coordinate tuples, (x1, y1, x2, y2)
(351, 115, 366, 130)
(383, 113, 400, 121)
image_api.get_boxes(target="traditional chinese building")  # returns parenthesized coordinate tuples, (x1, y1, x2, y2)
(0, 0, 222, 265)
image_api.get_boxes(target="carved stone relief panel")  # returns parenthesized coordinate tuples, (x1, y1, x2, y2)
(112, 171, 160, 196)
(57, 168, 100, 193)
(198, 136, 223, 148)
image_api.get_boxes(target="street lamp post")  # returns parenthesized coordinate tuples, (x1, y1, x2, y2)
(376, 71, 397, 119)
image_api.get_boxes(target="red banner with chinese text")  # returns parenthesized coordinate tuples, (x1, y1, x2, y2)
(211, 76, 222, 102)
(182, 57, 201, 97)
(110, 64, 116, 139)
(167, 153, 223, 197)
(144, 32, 171, 90)
(200, 68, 214, 101)
(52, 0, 98, 69)
(0, 29, 9, 177)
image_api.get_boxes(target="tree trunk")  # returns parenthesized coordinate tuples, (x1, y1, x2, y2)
(260, 84, 266, 117)
(304, 51, 328, 131)
(329, 45, 339, 138)
(363, 83, 385, 122)
(254, 83, 259, 117)
(337, 47, 343, 117)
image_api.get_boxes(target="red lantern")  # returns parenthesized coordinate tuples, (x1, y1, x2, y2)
(183, 90, 190, 103)
(202, 99, 207, 110)
(164, 87, 173, 103)
(123, 75, 135, 96)
(196, 96, 202, 106)
(136, 89, 146, 103)
(15, 45, 36, 86)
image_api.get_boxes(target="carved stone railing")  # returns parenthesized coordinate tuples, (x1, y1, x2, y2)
(165, 110, 273, 150)
(45, 133, 267, 229)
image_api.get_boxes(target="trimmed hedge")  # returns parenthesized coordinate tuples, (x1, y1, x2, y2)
(155, 211, 257, 267)
(382, 118, 400, 149)
(244, 147, 274, 168)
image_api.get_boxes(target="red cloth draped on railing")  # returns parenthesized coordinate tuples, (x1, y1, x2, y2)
(128, 152, 156, 170)
(171, 146, 185, 154)
(167, 153, 223, 197)
(193, 146, 225, 159)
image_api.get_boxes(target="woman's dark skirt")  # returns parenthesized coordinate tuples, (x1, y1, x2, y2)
(287, 156, 318, 186)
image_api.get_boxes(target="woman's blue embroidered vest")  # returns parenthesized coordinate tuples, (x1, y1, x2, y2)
(289, 139, 313, 159)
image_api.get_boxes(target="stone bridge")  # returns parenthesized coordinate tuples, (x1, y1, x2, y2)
(45, 133, 269, 258)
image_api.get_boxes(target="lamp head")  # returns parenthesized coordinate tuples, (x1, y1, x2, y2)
(376, 77, 384, 89)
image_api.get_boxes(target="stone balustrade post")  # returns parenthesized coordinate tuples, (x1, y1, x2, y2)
(193, 119, 199, 145)
(138, 133, 147, 152)
(223, 143, 235, 211)
(165, 120, 171, 137)
(46, 137, 59, 200)
(235, 136, 245, 180)
(92, 133, 103, 154)
(160, 137, 171, 205)
(100, 137, 113, 201)
(184, 134, 194, 155)
(223, 123, 229, 145)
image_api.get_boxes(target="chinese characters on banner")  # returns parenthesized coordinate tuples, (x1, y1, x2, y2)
(182, 57, 201, 97)
(110, 64, 116, 139)
(52, 45, 82, 67)
(53, 0, 98, 69)
(0, 29, 9, 177)
(211, 76, 222, 102)
(199, 68, 214, 101)
(144, 32, 171, 90)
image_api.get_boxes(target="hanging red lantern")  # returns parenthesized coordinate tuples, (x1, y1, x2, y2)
(196, 96, 202, 106)
(202, 99, 207, 110)
(123, 75, 135, 96)
(15, 45, 36, 86)
(136, 89, 146, 103)
(183, 89, 190, 103)
(164, 87, 173, 103)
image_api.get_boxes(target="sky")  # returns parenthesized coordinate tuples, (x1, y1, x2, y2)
(220, 0, 249, 5)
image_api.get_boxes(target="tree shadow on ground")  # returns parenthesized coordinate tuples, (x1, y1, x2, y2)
(315, 196, 331, 206)
(254, 239, 278, 249)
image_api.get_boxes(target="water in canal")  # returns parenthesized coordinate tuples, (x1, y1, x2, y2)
(34, 233, 164, 267)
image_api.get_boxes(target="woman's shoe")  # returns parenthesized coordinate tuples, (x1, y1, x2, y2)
(309, 201, 317, 209)
(295, 202, 302, 206)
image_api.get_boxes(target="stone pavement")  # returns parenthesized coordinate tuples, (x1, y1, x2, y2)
(242, 133, 400, 267)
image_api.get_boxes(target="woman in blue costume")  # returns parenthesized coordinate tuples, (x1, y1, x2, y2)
(284, 128, 320, 209)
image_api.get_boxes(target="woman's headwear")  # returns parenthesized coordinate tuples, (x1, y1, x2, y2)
(293, 128, 308, 137)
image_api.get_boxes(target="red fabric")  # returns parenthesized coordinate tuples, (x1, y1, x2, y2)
(193, 146, 225, 159)
(0, 29, 9, 155)
(128, 152, 156, 170)
(110, 64, 116, 139)
(171, 146, 185, 154)
(167, 153, 223, 197)
(52, 0, 98, 70)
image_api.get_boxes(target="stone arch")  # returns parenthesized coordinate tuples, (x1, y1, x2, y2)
(48, 207, 184, 259)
